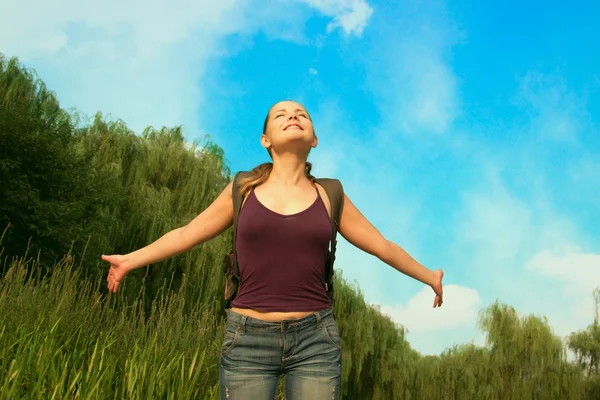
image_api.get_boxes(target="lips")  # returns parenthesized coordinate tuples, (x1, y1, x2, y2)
(284, 123, 302, 130)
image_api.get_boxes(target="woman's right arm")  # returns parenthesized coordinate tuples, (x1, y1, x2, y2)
(103, 182, 234, 293)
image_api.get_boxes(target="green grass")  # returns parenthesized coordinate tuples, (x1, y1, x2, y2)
(0, 253, 223, 399)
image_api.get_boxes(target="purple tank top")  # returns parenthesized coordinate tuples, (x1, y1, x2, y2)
(230, 187, 332, 312)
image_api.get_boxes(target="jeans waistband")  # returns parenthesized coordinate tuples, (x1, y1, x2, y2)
(226, 308, 334, 332)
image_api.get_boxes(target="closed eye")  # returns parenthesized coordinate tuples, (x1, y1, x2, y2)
(272, 112, 309, 119)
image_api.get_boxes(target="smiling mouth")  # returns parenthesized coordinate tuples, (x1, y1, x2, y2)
(285, 124, 302, 130)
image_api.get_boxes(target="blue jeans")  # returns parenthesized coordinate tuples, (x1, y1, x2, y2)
(219, 308, 342, 399)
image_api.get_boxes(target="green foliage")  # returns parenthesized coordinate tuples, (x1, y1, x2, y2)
(569, 325, 600, 375)
(74, 115, 231, 309)
(332, 277, 418, 399)
(568, 289, 600, 398)
(0, 55, 106, 267)
(0, 53, 232, 312)
(476, 302, 580, 399)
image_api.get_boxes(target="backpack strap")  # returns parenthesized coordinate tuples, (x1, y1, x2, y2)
(231, 171, 248, 252)
(223, 171, 250, 308)
(316, 178, 344, 302)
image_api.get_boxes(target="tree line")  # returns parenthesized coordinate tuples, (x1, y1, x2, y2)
(1, 54, 598, 399)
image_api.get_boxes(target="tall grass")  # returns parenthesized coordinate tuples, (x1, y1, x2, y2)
(0, 251, 223, 399)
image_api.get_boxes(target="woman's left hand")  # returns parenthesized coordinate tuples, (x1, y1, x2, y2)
(432, 269, 444, 308)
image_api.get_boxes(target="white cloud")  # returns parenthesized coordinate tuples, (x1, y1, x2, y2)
(453, 161, 598, 340)
(526, 248, 600, 297)
(1, 0, 251, 135)
(1, 0, 373, 136)
(379, 284, 483, 355)
(522, 248, 600, 338)
(1, 0, 245, 58)
(381, 284, 482, 332)
(298, 0, 374, 36)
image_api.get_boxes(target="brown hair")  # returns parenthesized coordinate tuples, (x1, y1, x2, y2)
(238, 102, 317, 197)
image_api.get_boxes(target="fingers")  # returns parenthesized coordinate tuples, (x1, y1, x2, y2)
(432, 270, 444, 308)
(103, 254, 123, 293)
(107, 272, 114, 292)
(106, 267, 121, 293)
(107, 274, 120, 293)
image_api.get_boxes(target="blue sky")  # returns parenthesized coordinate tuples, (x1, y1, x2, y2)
(3, 0, 599, 355)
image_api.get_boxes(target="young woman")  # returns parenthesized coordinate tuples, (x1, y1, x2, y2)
(102, 100, 444, 399)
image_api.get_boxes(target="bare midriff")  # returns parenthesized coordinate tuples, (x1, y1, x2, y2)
(230, 307, 317, 322)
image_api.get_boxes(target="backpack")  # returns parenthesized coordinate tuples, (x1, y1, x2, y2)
(222, 171, 344, 309)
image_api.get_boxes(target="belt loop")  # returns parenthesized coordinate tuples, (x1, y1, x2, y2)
(315, 311, 322, 328)
(240, 315, 247, 334)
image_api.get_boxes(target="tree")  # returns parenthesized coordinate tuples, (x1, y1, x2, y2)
(0, 55, 104, 268)
(568, 288, 600, 399)
(478, 301, 574, 399)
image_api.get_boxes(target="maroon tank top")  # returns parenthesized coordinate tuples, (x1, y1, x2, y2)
(230, 186, 332, 312)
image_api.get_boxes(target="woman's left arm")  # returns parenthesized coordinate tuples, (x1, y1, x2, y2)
(338, 194, 444, 308)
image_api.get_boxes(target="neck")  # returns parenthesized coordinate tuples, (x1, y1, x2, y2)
(268, 153, 310, 187)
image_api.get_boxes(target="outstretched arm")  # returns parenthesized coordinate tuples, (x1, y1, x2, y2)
(103, 182, 234, 293)
(338, 194, 444, 307)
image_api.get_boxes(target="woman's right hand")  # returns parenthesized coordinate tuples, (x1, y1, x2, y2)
(102, 254, 131, 293)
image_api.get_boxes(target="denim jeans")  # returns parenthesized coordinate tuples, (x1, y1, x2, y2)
(219, 308, 342, 399)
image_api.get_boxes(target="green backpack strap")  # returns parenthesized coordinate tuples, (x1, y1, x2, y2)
(316, 178, 344, 302)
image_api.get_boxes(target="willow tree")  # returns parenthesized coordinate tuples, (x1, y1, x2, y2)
(74, 112, 232, 313)
(478, 301, 580, 399)
(0, 53, 232, 311)
(325, 275, 421, 399)
(0, 54, 109, 269)
(416, 343, 493, 400)
(569, 288, 600, 399)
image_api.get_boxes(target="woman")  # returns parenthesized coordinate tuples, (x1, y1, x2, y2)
(102, 100, 444, 399)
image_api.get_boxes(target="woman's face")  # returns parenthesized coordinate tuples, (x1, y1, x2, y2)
(261, 101, 317, 155)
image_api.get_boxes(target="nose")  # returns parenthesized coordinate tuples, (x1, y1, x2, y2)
(288, 114, 299, 120)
